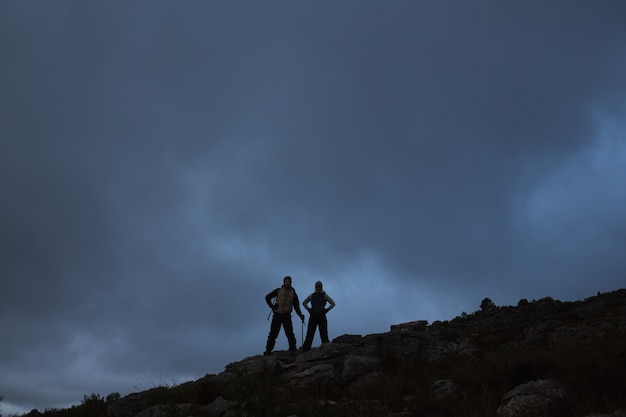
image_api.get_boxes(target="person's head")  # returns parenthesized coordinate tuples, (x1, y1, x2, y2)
(283, 276, 292, 288)
(315, 281, 323, 292)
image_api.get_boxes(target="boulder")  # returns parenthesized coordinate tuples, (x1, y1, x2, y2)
(107, 392, 145, 417)
(497, 379, 567, 417)
(342, 355, 380, 381)
(431, 379, 461, 401)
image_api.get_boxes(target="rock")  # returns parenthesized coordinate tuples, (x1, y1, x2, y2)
(390, 320, 429, 332)
(133, 405, 161, 417)
(431, 379, 461, 401)
(584, 411, 626, 417)
(497, 379, 567, 417)
(107, 392, 145, 417)
(205, 396, 233, 417)
(332, 334, 364, 345)
(222, 354, 279, 377)
(134, 403, 196, 417)
(290, 364, 336, 387)
(342, 355, 380, 381)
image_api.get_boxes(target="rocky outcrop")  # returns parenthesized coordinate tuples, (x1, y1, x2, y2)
(105, 289, 626, 417)
(497, 379, 567, 417)
(107, 393, 145, 417)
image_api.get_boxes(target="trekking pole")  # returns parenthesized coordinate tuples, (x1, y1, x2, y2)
(267, 298, 276, 320)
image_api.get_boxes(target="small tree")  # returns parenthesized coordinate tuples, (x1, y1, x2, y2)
(480, 297, 496, 312)
(105, 392, 120, 404)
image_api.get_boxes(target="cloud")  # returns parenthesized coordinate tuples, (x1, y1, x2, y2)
(1, 1, 625, 413)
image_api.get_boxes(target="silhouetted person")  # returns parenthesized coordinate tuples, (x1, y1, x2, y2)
(300, 280, 335, 352)
(264, 276, 305, 356)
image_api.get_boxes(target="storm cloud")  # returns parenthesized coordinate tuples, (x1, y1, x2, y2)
(1, 1, 625, 413)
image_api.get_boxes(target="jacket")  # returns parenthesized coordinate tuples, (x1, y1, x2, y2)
(303, 291, 336, 316)
(266, 286, 304, 317)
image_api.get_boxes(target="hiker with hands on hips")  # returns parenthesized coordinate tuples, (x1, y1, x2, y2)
(300, 280, 335, 352)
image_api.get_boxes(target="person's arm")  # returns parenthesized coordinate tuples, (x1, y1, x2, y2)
(292, 291, 305, 320)
(302, 294, 312, 312)
(265, 289, 278, 309)
(325, 293, 336, 313)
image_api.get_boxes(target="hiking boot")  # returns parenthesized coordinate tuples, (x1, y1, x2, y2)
(263, 350, 271, 356)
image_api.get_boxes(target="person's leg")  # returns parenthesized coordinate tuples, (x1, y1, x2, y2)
(283, 315, 297, 352)
(264, 314, 281, 355)
(319, 314, 329, 344)
(301, 316, 317, 351)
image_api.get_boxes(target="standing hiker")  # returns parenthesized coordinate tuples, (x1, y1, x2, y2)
(264, 276, 305, 356)
(300, 280, 336, 352)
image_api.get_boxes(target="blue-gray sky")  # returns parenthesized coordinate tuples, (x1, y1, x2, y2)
(1, 1, 626, 414)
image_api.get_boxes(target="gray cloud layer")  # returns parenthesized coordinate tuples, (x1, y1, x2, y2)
(1, 1, 625, 413)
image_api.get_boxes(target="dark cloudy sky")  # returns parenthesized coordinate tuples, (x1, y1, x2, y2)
(2, 1, 626, 413)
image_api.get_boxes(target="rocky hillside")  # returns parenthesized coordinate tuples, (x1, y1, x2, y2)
(28, 289, 626, 417)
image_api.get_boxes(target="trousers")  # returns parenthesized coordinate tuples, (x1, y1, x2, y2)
(301, 313, 328, 351)
(265, 312, 297, 352)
